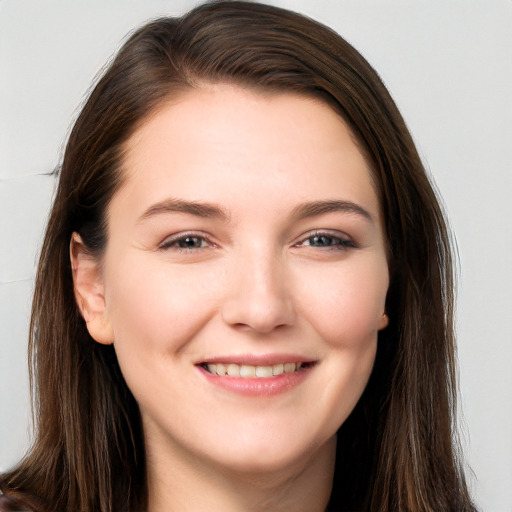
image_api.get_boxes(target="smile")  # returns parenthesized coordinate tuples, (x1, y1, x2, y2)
(202, 362, 305, 378)
(197, 358, 316, 396)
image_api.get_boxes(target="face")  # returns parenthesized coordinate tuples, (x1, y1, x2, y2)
(76, 84, 389, 475)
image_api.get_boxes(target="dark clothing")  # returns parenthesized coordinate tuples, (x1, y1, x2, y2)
(0, 495, 34, 512)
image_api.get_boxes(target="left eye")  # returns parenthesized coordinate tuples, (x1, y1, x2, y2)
(297, 233, 355, 249)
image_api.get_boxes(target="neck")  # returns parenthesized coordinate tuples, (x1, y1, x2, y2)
(145, 435, 336, 512)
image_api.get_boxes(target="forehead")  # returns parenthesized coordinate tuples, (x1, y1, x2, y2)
(115, 84, 380, 222)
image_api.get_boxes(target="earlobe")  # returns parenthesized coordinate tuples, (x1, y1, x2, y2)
(378, 312, 389, 330)
(70, 233, 114, 345)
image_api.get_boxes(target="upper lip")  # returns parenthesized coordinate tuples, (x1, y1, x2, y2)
(196, 353, 317, 366)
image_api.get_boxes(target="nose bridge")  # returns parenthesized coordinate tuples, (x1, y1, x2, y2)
(221, 243, 295, 333)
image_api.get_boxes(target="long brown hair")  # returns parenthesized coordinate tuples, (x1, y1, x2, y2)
(1, 2, 475, 510)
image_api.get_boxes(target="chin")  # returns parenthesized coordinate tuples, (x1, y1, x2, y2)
(206, 431, 334, 477)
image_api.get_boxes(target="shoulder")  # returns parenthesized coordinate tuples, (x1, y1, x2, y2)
(0, 494, 35, 512)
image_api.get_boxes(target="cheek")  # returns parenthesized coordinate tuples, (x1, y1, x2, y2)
(303, 261, 387, 430)
(103, 254, 221, 353)
(296, 258, 389, 346)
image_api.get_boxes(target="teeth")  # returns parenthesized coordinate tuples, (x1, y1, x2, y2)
(205, 362, 304, 378)
(273, 363, 284, 376)
(227, 364, 239, 377)
(255, 365, 273, 378)
(284, 362, 296, 373)
(240, 365, 256, 378)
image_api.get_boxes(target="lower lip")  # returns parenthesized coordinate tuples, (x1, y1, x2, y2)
(196, 365, 313, 397)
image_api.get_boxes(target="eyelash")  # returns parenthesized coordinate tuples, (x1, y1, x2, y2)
(158, 230, 356, 252)
(294, 231, 357, 251)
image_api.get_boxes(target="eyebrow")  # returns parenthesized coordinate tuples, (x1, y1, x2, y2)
(290, 200, 374, 223)
(138, 198, 230, 223)
(138, 198, 373, 224)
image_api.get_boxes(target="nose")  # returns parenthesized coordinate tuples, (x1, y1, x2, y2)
(221, 250, 296, 334)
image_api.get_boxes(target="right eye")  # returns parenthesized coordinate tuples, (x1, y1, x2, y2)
(159, 233, 213, 252)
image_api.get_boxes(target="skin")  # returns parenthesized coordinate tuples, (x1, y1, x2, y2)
(71, 84, 389, 511)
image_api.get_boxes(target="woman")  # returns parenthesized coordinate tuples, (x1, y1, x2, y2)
(0, 1, 476, 510)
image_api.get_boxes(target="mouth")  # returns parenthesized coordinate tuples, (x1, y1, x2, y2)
(196, 357, 317, 396)
(199, 361, 315, 379)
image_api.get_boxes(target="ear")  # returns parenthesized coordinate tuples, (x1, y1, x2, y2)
(70, 232, 114, 345)
(378, 312, 389, 331)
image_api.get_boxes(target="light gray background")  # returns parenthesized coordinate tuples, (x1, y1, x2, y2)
(1, 1, 511, 510)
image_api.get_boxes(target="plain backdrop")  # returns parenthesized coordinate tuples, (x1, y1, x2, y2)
(1, 1, 511, 510)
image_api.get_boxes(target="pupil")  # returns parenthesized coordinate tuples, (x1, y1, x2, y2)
(312, 235, 331, 246)
(179, 237, 200, 248)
